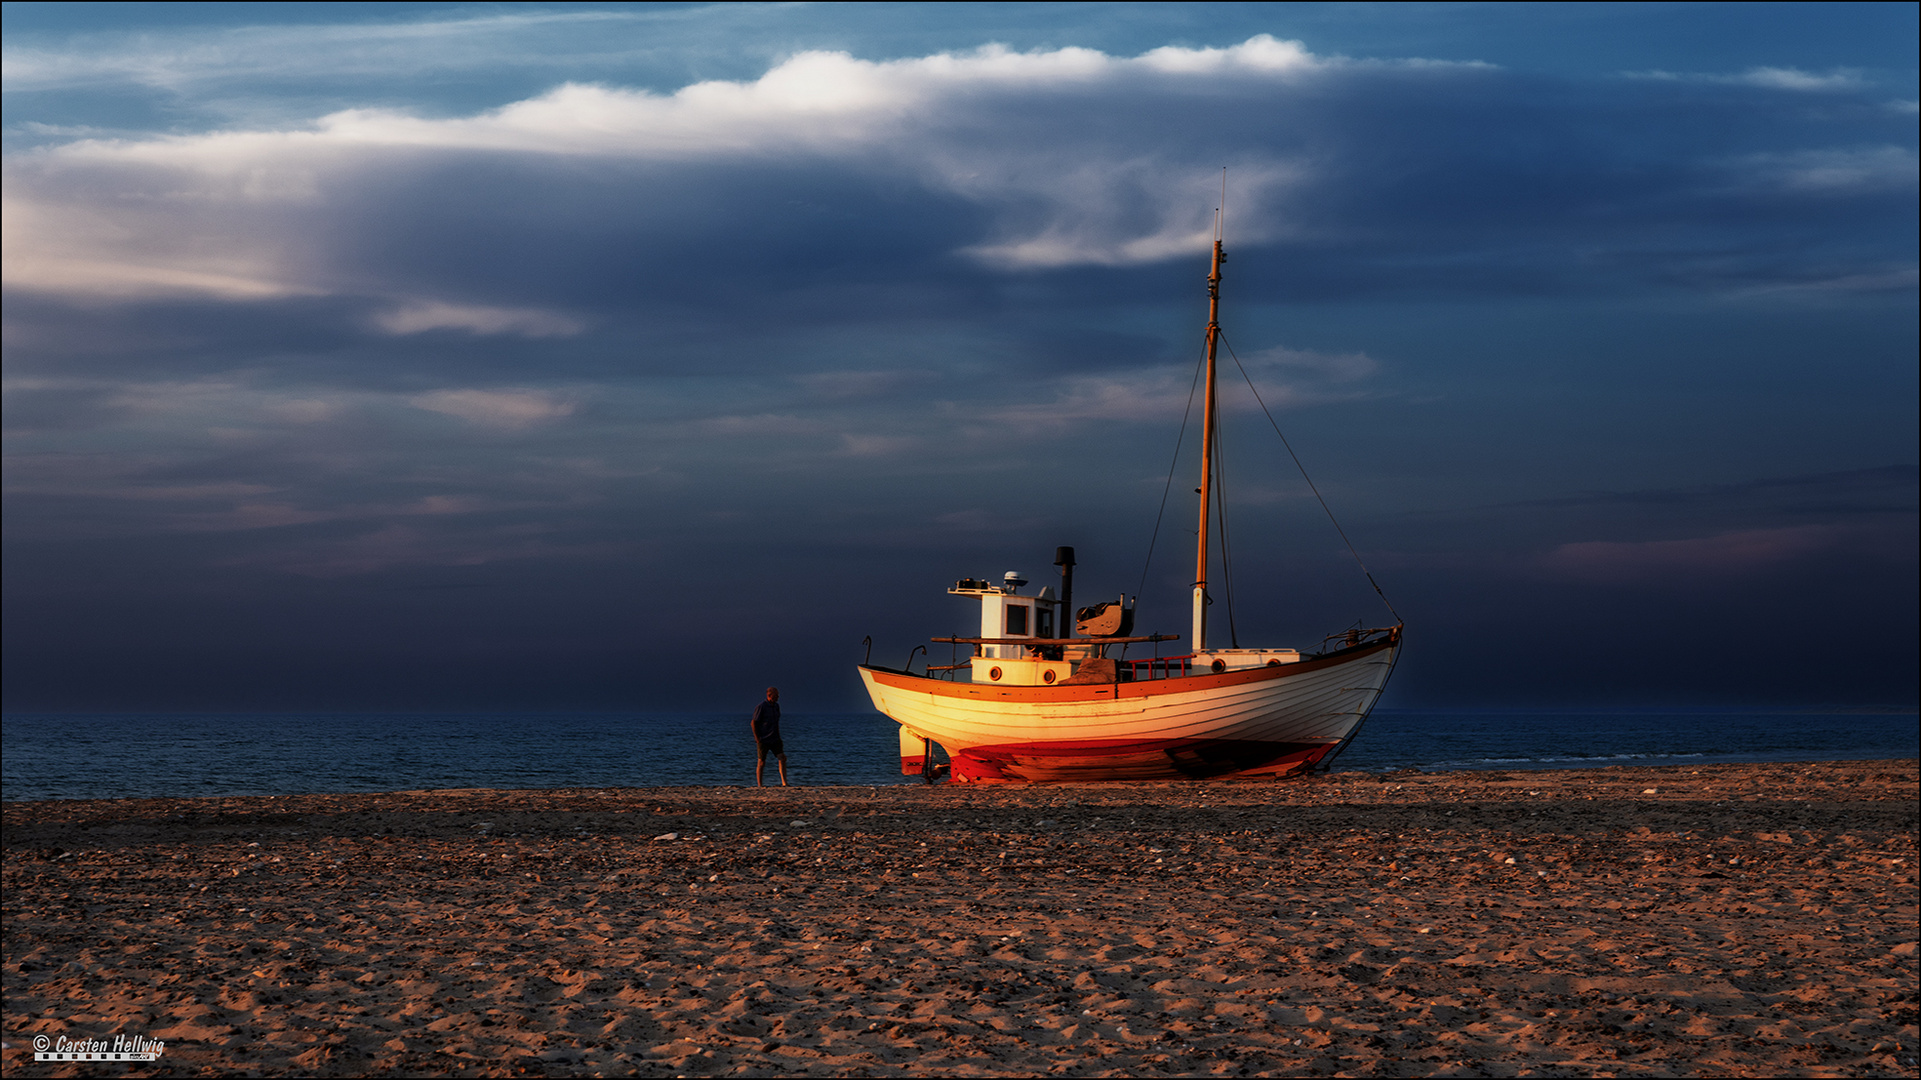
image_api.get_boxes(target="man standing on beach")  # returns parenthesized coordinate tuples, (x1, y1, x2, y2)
(752, 687, 788, 787)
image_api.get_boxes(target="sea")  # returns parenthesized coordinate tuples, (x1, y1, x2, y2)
(2, 709, 1914, 802)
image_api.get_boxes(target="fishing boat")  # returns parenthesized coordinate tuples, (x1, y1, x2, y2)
(857, 220, 1402, 782)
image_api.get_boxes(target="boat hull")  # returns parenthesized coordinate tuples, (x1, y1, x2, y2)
(859, 635, 1398, 782)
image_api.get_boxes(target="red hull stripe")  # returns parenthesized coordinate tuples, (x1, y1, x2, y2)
(950, 739, 1337, 782)
(958, 735, 1320, 758)
(864, 638, 1392, 702)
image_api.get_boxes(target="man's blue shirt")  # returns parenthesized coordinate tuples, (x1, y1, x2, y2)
(752, 701, 781, 742)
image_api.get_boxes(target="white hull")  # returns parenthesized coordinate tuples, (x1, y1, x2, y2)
(860, 635, 1398, 781)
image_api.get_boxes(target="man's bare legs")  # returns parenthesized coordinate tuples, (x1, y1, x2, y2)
(752, 686, 785, 787)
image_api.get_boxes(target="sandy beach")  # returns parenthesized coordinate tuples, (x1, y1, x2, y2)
(4, 759, 1916, 1077)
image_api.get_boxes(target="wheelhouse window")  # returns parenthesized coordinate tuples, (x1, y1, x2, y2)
(1005, 604, 1029, 636)
(1037, 608, 1054, 638)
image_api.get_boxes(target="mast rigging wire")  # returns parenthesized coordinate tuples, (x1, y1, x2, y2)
(1135, 348, 1209, 603)
(1212, 403, 1240, 648)
(1219, 330, 1404, 626)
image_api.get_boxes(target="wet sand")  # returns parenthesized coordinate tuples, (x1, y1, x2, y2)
(4, 759, 1917, 1077)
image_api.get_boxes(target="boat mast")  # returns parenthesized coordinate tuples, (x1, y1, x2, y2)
(1193, 212, 1224, 654)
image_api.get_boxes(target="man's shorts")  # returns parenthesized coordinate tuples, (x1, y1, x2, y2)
(757, 738, 785, 760)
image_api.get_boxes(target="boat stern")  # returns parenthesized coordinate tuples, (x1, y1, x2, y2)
(898, 723, 928, 776)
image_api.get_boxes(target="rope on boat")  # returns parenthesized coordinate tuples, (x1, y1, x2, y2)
(1219, 330, 1405, 627)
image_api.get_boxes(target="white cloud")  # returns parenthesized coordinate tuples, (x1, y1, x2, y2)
(1136, 36, 1318, 75)
(9, 31, 1900, 317)
(414, 494, 489, 515)
(962, 213, 1215, 270)
(410, 388, 577, 428)
(374, 301, 585, 337)
(794, 370, 917, 401)
(1728, 67, 1862, 92)
(171, 501, 334, 532)
(693, 413, 830, 437)
(1238, 345, 1378, 382)
(991, 367, 1199, 424)
(0, 186, 312, 300)
(837, 433, 920, 457)
(1730, 146, 1919, 195)
(955, 159, 1306, 270)
(1624, 67, 1863, 92)
(0, 10, 655, 92)
(2, 376, 572, 444)
(1540, 525, 1840, 581)
(1735, 265, 1921, 297)
(220, 522, 554, 576)
(170, 36, 1328, 160)
(988, 343, 1379, 426)
(1, 35, 1350, 304)
(264, 398, 340, 424)
(98, 379, 362, 428)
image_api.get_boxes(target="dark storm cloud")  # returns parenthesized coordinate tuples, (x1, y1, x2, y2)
(9, 40, 1911, 335)
(6, 40, 1910, 471)
(1389, 466, 1921, 556)
(1505, 466, 1920, 519)
(4, 32, 1915, 711)
(1319, 466, 1921, 708)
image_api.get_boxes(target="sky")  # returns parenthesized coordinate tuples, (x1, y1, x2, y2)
(3, 2, 1916, 713)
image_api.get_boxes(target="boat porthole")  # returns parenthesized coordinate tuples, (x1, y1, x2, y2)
(1211, 659, 1226, 673)
(989, 667, 1003, 681)
(1043, 669, 1057, 684)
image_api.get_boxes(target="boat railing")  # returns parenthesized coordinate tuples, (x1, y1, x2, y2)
(926, 634, 1183, 682)
(1122, 653, 1197, 681)
(924, 661, 971, 680)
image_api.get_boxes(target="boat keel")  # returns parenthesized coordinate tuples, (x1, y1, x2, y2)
(947, 737, 1337, 783)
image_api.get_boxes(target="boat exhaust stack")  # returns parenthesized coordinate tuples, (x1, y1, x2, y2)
(1055, 546, 1075, 636)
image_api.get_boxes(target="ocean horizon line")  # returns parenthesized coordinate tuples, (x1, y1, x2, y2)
(7, 710, 1913, 803)
(5, 704, 1915, 718)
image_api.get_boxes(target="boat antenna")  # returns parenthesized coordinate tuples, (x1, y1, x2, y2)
(1219, 329, 1404, 626)
(1218, 168, 1227, 243)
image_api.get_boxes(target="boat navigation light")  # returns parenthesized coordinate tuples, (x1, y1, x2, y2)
(1002, 571, 1027, 592)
